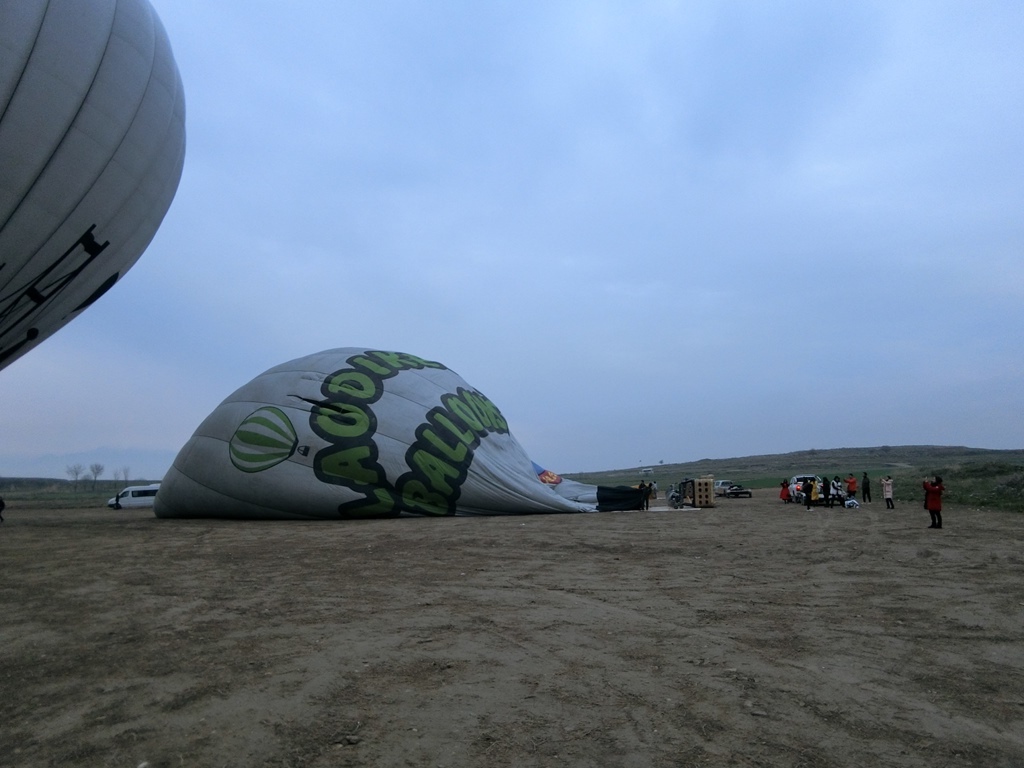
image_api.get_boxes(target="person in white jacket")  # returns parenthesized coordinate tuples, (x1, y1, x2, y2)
(880, 476, 895, 509)
(830, 476, 844, 508)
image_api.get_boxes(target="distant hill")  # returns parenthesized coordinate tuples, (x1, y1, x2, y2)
(565, 445, 1024, 510)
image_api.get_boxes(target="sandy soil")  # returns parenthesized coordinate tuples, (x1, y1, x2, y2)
(1, 492, 1023, 767)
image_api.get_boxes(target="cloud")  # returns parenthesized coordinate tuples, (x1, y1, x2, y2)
(3, 0, 1022, 479)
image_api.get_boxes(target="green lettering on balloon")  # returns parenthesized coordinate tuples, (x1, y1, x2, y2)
(400, 480, 451, 516)
(434, 412, 476, 445)
(349, 355, 391, 377)
(412, 449, 460, 495)
(314, 404, 370, 439)
(465, 390, 508, 432)
(447, 396, 483, 432)
(317, 445, 379, 486)
(366, 350, 406, 372)
(338, 487, 400, 518)
(421, 427, 469, 464)
(323, 370, 377, 399)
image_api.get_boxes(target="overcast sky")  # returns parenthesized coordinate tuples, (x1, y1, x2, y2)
(2, 0, 1022, 480)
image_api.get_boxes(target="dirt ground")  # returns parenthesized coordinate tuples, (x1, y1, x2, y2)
(1, 491, 1023, 768)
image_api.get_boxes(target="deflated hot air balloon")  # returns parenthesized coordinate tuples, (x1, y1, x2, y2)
(0, 0, 186, 370)
(156, 348, 612, 519)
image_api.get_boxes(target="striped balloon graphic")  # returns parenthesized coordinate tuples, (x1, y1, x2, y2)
(229, 407, 298, 472)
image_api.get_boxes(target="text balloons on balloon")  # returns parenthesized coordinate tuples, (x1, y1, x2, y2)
(156, 348, 600, 519)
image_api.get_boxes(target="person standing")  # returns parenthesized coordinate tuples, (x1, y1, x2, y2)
(923, 476, 944, 528)
(803, 478, 814, 511)
(779, 479, 791, 503)
(862, 472, 872, 503)
(0, 495, 5, 523)
(845, 474, 858, 499)
(881, 476, 895, 509)
(831, 476, 843, 508)
(821, 475, 832, 508)
(637, 482, 647, 511)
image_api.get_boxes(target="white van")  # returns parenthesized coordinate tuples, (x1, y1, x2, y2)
(107, 483, 160, 509)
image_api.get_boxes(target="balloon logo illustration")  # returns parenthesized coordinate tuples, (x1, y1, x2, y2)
(229, 407, 299, 473)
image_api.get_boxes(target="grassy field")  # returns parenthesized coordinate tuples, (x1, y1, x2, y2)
(565, 445, 1024, 511)
(0, 478, 162, 511)
(2, 445, 1021, 511)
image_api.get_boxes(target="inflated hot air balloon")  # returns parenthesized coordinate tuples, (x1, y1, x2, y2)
(0, 0, 186, 370)
(156, 348, 635, 519)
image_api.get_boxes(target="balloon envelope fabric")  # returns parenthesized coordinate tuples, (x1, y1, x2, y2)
(0, 0, 186, 370)
(156, 348, 598, 519)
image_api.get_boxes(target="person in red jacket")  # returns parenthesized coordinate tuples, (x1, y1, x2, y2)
(779, 479, 791, 503)
(923, 476, 944, 529)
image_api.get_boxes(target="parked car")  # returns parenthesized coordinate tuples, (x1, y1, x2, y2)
(714, 480, 733, 497)
(724, 483, 753, 498)
(107, 483, 160, 509)
(788, 475, 822, 504)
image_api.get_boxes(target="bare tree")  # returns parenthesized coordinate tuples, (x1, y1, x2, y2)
(89, 463, 105, 490)
(66, 463, 85, 491)
(121, 466, 131, 485)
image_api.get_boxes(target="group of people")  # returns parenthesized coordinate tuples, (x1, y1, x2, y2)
(637, 481, 658, 510)
(779, 472, 885, 509)
(779, 472, 946, 528)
